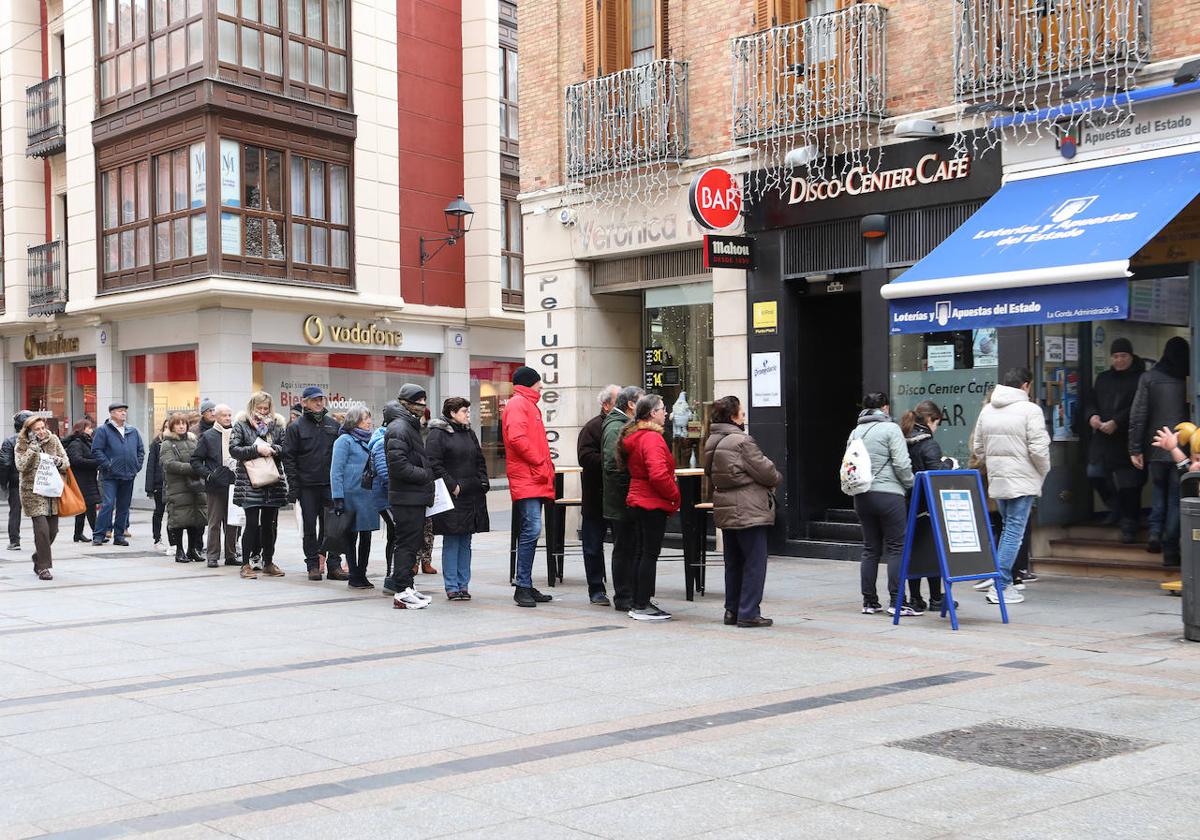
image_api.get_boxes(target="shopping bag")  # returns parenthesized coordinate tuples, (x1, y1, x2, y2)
(322, 507, 352, 557)
(292, 500, 304, 532)
(426, 478, 455, 517)
(226, 484, 246, 528)
(58, 468, 87, 517)
(244, 455, 281, 488)
(33, 454, 64, 498)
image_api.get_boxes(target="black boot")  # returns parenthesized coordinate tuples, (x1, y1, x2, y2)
(514, 586, 536, 608)
(169, 529, 188, 563)
(186, 528, 204, 562)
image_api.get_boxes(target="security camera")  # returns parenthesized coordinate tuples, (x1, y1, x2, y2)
(893, 118, 942, 139)
(557, 207, 577, 227)
(784, 145, 819, 169)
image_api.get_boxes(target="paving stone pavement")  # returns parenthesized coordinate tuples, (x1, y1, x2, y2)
(0, 504, 1198, 839)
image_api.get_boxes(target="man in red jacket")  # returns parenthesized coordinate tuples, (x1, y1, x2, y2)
(503, 366, 556, 608)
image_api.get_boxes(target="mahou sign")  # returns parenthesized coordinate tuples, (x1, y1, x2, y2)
(689, 167, 742, 230)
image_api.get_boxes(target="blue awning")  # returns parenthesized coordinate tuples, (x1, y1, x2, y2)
(883, 152, 1200, 334)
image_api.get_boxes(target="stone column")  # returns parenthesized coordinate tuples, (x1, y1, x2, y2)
(95, 323, 119, 411)
(440, 326, 471, 407)
(197, 308, 253, 410)
(712, 266, 748, 406)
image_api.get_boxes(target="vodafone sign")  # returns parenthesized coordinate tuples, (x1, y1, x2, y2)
(688, 167, 742, 230)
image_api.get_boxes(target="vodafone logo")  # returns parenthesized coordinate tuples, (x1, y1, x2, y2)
(688, 168, 742, 230)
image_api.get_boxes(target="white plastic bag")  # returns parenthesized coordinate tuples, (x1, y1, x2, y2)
(227, 483, 246, 528)
(34, 454, 64, 498)
(426, 478, 455, 517)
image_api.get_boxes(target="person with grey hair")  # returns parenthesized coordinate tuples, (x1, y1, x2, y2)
(577, 384, 620, 605)
(331, 406, 380, 589)
(190, 404, 238, 567)
(602, 384, 645, 612)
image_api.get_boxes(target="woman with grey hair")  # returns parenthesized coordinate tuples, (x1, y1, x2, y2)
(331, 406, 380, 589)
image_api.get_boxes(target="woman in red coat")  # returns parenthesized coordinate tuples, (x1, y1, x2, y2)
(620, 394, 681, 621)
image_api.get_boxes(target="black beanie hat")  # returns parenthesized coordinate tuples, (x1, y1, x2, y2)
(1110, 337, 1133, 356)
(512, 366, 541, 388)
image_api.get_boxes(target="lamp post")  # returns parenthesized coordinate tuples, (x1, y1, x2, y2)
(419, 195, 475, 266)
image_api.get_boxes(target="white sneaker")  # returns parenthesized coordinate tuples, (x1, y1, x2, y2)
(393, 588, 429, 610)
(411, 588, 432, 603)
(986, 587, 1024, 604)
(163, 543, 176, 557)
(972, 579, 995, 591)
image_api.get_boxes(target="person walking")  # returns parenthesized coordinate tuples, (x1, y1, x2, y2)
(1129, 336, 1190, 566)
(370, 400, 403, 595)
(15, 415, 69, 581)
(63, 420, 102, 544)
(282, 387, 347, 581)
(577, 385, 618, 606)
(602, 385, 644, 612)
(158, 413, 206, 563)
(229, 392, 288, 580)
(1, 411, 33, 550)
(901, 400, 955, 613)
(144, 418, 170, 551)
(503, 366, 555, 608)
(703, 395, 781, 628)
(331, 407, 380, 590)
(190, 404, 239, 567)
(1082, 338, 1145, 543)
(386, 384, 435, 609)
(619, 394, 680, 621)
(427, 397, 490, 600)
(848, 392, 915, 616)
(972, 369, 1051, 604)
(91, 401, 145, 547)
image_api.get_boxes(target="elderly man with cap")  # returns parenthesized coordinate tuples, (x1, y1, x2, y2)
(91, 401, 145, 546)
(190, 400, 217, 438)
(385, 383, 435, 609)
(282, 386, 346, 580)
(503, 365, 555, 608)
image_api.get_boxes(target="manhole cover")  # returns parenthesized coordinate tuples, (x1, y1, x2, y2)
(889, 719, 1154, 772)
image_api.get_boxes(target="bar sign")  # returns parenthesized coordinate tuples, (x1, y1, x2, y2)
(703, 234, 755, 270)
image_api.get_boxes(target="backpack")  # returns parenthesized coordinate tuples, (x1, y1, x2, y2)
(839, 424, 890, 496)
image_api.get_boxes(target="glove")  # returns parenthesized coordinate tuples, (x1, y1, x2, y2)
(331, 498, 345, 512)
(287, 491, 298, 505)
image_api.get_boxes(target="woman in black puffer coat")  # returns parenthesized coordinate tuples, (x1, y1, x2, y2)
(426, 397, 489, 599)
(230, 392, 289, 579)
(901, 400, 956, 614)
(63, 420, 102, 542)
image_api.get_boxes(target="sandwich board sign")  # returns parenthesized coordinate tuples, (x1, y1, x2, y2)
(894, 469, 1010, 630)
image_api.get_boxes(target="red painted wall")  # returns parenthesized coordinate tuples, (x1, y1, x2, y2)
(396, 0, 465, 308)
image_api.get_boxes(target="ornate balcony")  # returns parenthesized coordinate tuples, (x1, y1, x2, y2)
(954, 0, 1150, 101)
(26, 75, 65, 157)
(27, 241, 66, 316)
(564, 59, 688, 179)
(732, 4, 888, 143)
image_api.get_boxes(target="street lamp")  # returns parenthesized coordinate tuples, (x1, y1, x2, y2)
(419, 195, 475, 266)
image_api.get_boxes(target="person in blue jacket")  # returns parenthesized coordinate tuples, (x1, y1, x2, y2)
(368, 400, 402, 594)
(330, 406, 381, 589)
(91, 401, 145, 547)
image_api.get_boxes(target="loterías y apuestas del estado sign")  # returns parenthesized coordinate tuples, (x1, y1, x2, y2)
(303, 315, 403, 348)
(789, 153, 971, 204)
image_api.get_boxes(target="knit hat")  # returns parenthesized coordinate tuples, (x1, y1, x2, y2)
(512, 366, 541, 388)
(397, 383, 427, 404)
(199, 399, 216, 414)
(1110, 337, 1133, 356)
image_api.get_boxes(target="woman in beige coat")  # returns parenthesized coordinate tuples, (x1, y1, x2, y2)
(702, 395, 782, 628)
(15, 415, 69, 580)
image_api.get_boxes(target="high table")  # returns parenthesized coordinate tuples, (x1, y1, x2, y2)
(675, 467, 706, 601)
(509, 465, 580, 588)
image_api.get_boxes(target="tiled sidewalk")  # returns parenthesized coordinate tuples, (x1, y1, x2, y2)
(0, 505, 1197, 839)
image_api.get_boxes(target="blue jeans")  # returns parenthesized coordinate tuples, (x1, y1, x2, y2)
(95, 478, 134, 541)
(995, 495, 1036, 586)
(442, 533, 473, 592)
(513, 498, 543, 589)
(1148, 461, 1180, 555)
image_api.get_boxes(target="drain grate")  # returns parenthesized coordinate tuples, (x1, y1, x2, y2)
(890, 719, 1154, 773)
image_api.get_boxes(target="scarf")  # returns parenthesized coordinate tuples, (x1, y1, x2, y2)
(304, 408, 328, 424)
(253, 413, 272, 436)
(349, 426, 373, 443)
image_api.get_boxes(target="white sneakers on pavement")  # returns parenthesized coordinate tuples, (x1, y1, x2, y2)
(986, 587, 1025, 604)
(393, 587, 433, 610)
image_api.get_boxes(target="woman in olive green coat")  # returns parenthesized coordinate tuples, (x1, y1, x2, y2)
(159, 413, 207, 563)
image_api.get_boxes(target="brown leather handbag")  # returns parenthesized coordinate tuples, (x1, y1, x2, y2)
(58, 468, 87, 518)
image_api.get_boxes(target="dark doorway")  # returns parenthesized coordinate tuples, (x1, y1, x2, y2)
(793, 286, 863, 522)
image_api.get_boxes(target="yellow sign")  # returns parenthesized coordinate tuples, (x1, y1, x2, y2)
(23, 333, 80, 361)
(302, 315, 404, 348)
(752, 301, 778, 335)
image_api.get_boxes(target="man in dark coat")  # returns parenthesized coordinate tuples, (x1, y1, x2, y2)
(189, 400, 216, 438)
(91, 401, 145, 546)
(282, 387, 346, 581)
(601, 385, 644, 612)
(386, 384, 435, 609)
(1083, 338, 1144, 542)
(0, 410, 33, 550)
(190, 404, 238, 566)
(577, 385, 618, 606)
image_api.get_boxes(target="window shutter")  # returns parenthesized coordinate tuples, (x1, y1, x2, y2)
(756, 0, 774, 29)
(599, 0, 628, 75)
(584, 0, 599, 77)
(656, 0, 669, 58)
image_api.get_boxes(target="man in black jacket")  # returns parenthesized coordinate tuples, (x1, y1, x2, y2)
(578, 385, 618, 606)
(190, 404, 238, 567)
(282, 386, 346, 581)
(386, 383, 435, 609)
(1084, 338, 1144, 543)
(0, 411, 33, 550)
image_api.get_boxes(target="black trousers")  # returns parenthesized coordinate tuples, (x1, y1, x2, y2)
(348, 530, 373, 585)
(608, 516, 639, 608)
(631, 507, 667, 610)
(723, 525, 769, 621)
(298, 485, 337, 568)
(74, 508, 97, 541)
(855, 491, 907, 604)
(242, 507, 279, 564)
(380, 508, 397, 579)
(580, 515, 609, 597)
(7, 484, 21, 544)
(151, 491, 166, 542)
(389, 504, 424, 593)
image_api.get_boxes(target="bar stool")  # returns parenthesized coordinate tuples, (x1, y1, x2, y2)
(551, 496, 582, 583)
(692, 502, 720, 596)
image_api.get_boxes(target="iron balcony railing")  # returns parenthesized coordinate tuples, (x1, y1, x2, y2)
(732, 4, 888, 143)
(28, 241, 66, 316)
(954, 0, 1150, 100)
(26, 75, 65, 157)
(565, 59, 688, 179)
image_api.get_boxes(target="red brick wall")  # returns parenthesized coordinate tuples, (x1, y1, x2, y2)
(397, 0, 465, 307)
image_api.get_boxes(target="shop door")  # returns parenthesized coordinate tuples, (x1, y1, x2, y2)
(794, 284, 862, 519)
(1035, 323, 1093, 526)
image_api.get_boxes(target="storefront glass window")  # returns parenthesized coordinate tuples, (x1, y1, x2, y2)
(17, 361, 98, 437)
(251, 350, 435, 420)
(470, 359, 521, 479)
(643, 282, 713, 468)
(126, 349, 200, 439)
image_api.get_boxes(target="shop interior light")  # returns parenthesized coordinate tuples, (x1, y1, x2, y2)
(1174, 59, 1200, 85)
(860, 214, 889, 239)
(419, 195, 475, 266)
